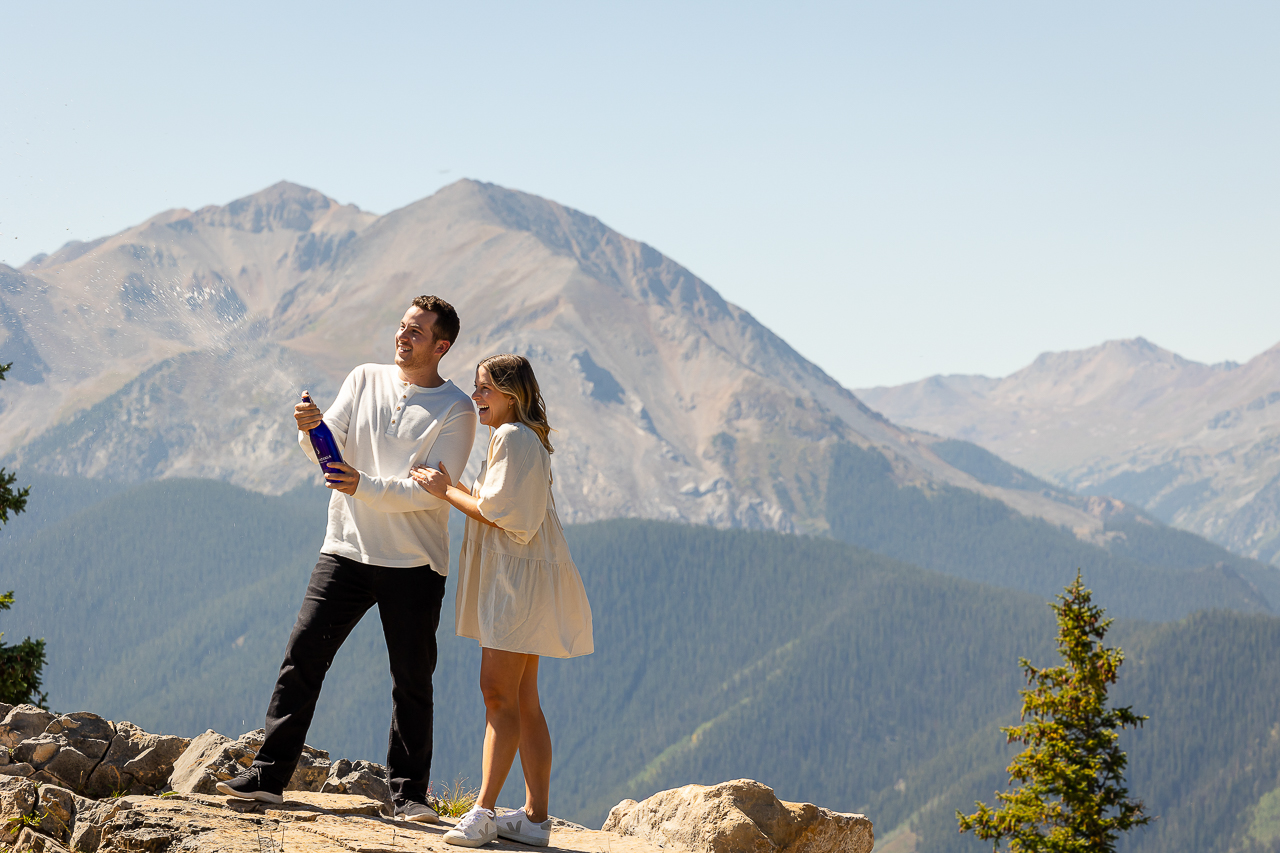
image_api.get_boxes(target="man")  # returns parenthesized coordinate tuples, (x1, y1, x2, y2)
(218, 295, 477, 823)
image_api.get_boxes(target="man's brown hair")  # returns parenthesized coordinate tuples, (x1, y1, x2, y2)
(411, 295, 460, 344)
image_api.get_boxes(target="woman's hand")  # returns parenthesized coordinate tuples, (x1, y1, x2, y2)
(411, 462, 453, 498)
(412, 464, 495, 527)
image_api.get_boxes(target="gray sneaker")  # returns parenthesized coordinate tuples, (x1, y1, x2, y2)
(394, 800, 441, 824)
(496, 808, 552, 847)
(215, 769, 284, 804)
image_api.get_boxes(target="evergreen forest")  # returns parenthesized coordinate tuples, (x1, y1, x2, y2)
(3, 474, 1280, 852)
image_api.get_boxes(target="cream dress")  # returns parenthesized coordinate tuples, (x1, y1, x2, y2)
(455, 422, 594, 658)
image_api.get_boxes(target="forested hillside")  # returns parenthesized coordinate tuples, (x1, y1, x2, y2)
(4, 477, 1280, 851)
(824, 441, 1279, 620)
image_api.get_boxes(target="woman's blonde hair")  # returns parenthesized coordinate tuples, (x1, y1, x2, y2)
(479, 354, 554, 454)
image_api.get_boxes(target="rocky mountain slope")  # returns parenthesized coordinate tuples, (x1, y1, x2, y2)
(0, 703, 872, 853)
(858, 338, 1280, 566)
(0, 179, 1108, 537)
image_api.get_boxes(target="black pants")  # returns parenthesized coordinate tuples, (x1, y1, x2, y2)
(252, 553, 447, 804)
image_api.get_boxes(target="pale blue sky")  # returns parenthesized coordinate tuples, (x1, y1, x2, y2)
(3, 1, 1277, 389)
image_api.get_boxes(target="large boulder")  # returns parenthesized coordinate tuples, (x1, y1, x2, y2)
(84, 720, 191, 798)
(320, 758, 392, 808)
(167, 728, 330, 794)
(0, 711, 189, 796)
(167, 730, 236, 794)
(603, 779, 874, 853)
(24, 712, 115, 792)
(0, 705, 55, 748)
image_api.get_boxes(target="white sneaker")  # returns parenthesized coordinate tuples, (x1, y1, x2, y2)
(496, 808, 552, 847)
(444, 807, 498, 847)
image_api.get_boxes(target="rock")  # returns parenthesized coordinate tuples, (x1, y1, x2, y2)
(167, 729, 234, 794)
(44, 711, 115, 744)
(275, 790, 388, 816)
(13, 734, 62, 768)
(0, 702, 12, 719)
(1, 712, 118, 792)
(68, 799, 125, 853)
(237, 728, 332, 792)
(167, 728, 329, 795)
(44, 746, 99, 791)
(33, 784, 83, 844)
(84, 720, 190, 798)
(14, 826, 73, 853)
(603, 779, 874, 853)
(65, 792, 669, 853)
(45, 712, 115, 767)
(81, 799, 179, 853)
(0, 777, 40, 844)
(319, 758, 392, 808)
(0, 713, 186, 797)
(0, 705, 56, 748)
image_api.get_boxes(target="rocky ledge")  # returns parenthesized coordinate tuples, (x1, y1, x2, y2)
(0, 704, 872, 853)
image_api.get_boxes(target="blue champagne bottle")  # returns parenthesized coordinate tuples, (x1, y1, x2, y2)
(301, 392, 344, 476)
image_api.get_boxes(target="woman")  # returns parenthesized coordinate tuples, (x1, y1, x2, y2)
(413, 354, 593, 848)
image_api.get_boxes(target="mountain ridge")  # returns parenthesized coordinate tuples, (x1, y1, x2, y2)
(858, 336, 1280, 565)
(1, 178, 1115, 539)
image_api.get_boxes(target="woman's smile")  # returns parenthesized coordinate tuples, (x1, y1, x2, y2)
(473, 365, 515, 426)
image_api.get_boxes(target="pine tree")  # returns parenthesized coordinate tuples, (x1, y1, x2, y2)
(0, 363, 30, 524)
(0, 592, 46, 707)
(957, 570, 1149, 852)
(0, 360, 45, 707)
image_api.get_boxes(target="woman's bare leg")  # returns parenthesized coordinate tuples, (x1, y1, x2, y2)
(477, 648, 533, 812)
(516, 657, 552, 822)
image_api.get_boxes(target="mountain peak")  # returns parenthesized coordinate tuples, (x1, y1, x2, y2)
(193, 181, 347, 234)
(386, 179, 730, 317)
(1020, 337, 1193, 380)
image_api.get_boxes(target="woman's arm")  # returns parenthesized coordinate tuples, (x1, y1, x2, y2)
(411, 464, 499, 528)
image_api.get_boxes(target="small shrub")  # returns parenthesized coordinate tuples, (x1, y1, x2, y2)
(427, 777, 480, 817)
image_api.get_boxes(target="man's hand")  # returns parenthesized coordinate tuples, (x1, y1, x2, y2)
(411, 463, 453, 498)
(295, 392, 324, 432)
(324, 462, 361, 495)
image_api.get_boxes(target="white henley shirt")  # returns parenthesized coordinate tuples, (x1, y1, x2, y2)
(298, 363, 477, 573)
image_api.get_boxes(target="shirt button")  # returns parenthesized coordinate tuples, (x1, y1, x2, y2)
(391, 420, 396, 425)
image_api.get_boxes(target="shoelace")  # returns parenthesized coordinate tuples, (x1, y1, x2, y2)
(456, 808, 495, 831)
